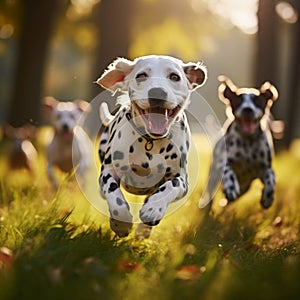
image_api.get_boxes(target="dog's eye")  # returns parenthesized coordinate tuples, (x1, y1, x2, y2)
(136, 72, 148, 82)
(169, 73, 180, 82)
(56, 113, 62, 120)
(253, 96, 267, 110)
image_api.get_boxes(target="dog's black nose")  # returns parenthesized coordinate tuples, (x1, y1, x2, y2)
(148, 88, 167, 108)
(62, 124, 70, 132)
(241, 107, 254, 117)
(148, 88, 167, 101)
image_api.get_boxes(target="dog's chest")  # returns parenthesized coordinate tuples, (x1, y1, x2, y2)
(48, 138, 74, 172)
(225, 126, 271, 181)
(100, 109, 190, 194)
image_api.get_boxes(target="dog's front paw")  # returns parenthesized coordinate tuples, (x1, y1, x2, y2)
(139, 195, 167, 226)
(260, 169, 275, 209)
(260, 188, 274, 209)
(110, 218, 133, 237)
(223, 171, 240, 202)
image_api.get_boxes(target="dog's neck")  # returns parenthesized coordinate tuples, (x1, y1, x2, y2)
(54, 129, 74, 143)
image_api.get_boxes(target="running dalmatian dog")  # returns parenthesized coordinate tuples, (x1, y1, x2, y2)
(200, 76, 278, 209)
(96, 55, 207, 237)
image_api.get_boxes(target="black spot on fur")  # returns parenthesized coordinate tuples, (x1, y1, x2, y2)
(138, 137, 143, 143)
(146, 152, 153, 160)
(102, 173, 112, 185)
(104, 154, 112, 165)
(165, 155, 169, 160)
(159, 186, 166, 192)
(157, 164, 164, 173)
(186, 140, 190, 150)
(166, 144, 173, 152)
(113, 151, 124, 160)
(99, 150, 105, 162)
(129, 145, 134, 153)
(180, 153, 187, 168)
(100, 139, 107, 145)
(108, 130, 116, 143)
(171, 153, 178, 159)
(180, 120, 185, 130)
(159, 147, 165, 154)
(108, 182, 118, 193)
(142, 162, 149, 169)
(116, 197, 123, 205)
(118, 131, 121, 139)
(113, 209, 118, 216)
(172, 178, 180, 187)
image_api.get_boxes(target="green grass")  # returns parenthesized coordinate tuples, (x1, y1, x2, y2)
(0, 134, 300, 300)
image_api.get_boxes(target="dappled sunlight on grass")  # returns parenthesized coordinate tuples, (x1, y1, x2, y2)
(0, 134, 300, 299)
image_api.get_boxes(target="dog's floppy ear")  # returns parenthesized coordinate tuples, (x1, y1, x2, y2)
(183, 62, 207, 89)
(74, 100, 90, 113)
(96, 58, 135, 91)
(43, 96, 58, 118)
(259, 81, 278, 105)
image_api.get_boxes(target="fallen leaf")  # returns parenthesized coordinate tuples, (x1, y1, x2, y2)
(176, 265, 204, 281)
(0, 247, 14, 269)
(117, 259, 140, 273)
(273, 216, 283, 227)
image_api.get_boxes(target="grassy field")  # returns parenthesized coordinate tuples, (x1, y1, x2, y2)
(0, 133, 300, 300)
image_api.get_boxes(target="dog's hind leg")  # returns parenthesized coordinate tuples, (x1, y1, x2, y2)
(199, 138, 226, 209)
(47, 162, 58, 190)
(99, 169, 133, 237)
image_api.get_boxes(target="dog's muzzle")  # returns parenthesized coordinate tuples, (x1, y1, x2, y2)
(135, 88, 181, 137)
(236, 107, 259, 135)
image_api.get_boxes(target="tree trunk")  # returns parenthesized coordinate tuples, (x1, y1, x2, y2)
(8, 0, 58, 127)
(89, 0, 134, 99)
(284, 1, 300, 146)
(255, 0, 278, 85)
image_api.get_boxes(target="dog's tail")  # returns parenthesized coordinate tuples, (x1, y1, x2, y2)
(99, 102, 114, 126)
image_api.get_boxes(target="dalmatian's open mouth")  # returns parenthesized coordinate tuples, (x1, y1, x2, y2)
(136, 104, 181, 136)
(237, 116, 258, 135)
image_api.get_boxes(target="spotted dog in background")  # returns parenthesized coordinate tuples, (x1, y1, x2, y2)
(97, 55, 207, 237)
(201, 76, 279, 209)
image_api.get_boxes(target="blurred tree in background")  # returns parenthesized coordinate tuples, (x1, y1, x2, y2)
(0, 0, 299, 146)
(8, 0, 59, 127)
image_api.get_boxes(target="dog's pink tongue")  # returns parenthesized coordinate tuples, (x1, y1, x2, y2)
(240, 118, 256, 134)
(61, 131, 74, 141)
(146, 108, 169, 135)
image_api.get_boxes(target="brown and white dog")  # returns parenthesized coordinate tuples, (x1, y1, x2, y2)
(4, 124, 37, 174)
(43, 97, 91, 189)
